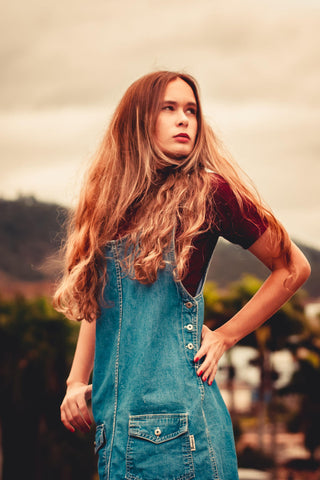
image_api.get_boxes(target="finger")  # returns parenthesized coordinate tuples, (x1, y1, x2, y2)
(61, 415, 75, 432)
(61, 406, 75, 432)
(207, 365, 218, 386)
(194, 344, 208, 363)
(71, 410, 90, 432)
(77, 396, 92, 428)
(63, 420, 75, 432)
(196, 357, 210, 378)
(62, 404, 83, 432)
(197, 352, 216, 379)
(194, 329, 213, 362)
(78, 411, 92, 431)
(204, 358, 219, 385)
(64, 400, 89, 433)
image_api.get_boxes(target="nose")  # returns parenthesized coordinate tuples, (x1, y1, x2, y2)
(176, 109, 188, 126)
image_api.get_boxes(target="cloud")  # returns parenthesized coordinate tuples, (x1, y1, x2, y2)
(1, 0, 319, 108)
(0, 0, 319, 248)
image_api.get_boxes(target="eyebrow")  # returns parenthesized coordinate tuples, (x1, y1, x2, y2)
(162, 100, 198, 109)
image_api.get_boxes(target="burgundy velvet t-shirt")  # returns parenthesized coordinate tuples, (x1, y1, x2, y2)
(181, 175, 268, 296)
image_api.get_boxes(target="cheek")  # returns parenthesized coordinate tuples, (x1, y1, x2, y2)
(155, 118, 167, 144)
(192, 122, 198, 142)
(194, 119, 198, 134)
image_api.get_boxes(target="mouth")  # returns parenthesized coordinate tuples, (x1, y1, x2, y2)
(174, 133, 190, 140)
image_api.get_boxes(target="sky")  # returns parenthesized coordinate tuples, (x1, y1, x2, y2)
(1, 0, 319, 249)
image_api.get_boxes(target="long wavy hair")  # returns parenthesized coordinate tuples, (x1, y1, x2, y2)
(53, 71, 291, 321)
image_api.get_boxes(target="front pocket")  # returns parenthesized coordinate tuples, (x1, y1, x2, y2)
(125, 413, 195, 480)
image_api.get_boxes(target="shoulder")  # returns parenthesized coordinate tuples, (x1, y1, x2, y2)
(206, 172, 268, 248)
(207, 172, 263, 218)
(207, 172, 238, 210)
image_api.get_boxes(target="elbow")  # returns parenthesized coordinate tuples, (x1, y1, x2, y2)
(288, 256, 311, 291)
(298, 258, 311, 286)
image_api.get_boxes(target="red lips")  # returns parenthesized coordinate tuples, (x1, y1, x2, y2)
(174, 133, 190, 139)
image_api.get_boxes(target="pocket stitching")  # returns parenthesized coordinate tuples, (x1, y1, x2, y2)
(129, 428, 187, 444)
(129, 412, 188, 444)
(94, 423, 106, 454)
(125, 413, 195, 480)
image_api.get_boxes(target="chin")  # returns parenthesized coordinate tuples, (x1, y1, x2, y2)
(166, 149, 192, 159)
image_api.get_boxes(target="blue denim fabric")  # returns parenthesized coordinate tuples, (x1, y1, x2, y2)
(92, 237, 239, 480)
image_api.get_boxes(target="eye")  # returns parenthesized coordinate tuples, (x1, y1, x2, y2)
(162, 105, 174, 111)
(186, 107, 197, 115)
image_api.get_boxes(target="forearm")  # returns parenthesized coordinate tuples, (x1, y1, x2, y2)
(216, 242, 311, 350)
(66, 319, 96, 387)
(216, 271, 299, 349)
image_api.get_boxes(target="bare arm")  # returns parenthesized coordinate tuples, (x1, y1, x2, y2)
(60, 319, 96, 432)
(194, 227, 311, 385)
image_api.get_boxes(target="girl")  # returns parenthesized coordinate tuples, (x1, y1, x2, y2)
(54, 71, 310, 480)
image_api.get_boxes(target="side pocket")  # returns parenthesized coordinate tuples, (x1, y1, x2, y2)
(94, 423, 106, 454)
(125, 413, 195, 480)
(95, 424, 108, 480)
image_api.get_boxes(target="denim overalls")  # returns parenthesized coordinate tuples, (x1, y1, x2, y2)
(92, 236, 239, 480)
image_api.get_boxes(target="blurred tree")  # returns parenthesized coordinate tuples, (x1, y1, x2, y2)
(280, 320, 320, 464)
(0, 296, 96, 480)
(203, 281, 237, 415)
(204, 274, 309, 462)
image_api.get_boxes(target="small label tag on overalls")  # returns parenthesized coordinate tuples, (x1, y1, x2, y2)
(189, 434, 196, 451)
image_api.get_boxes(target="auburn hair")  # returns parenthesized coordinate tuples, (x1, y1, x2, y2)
(53, 71, 291, 321)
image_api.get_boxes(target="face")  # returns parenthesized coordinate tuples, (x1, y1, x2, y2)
(155, 78, 198, 159)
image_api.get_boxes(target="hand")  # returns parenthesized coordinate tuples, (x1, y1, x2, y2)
(194, 325, 227, 386)
(60, 382, 93, 433)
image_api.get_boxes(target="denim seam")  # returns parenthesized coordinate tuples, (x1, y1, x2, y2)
(129, 412, 187, 420)
(129, 431, 185, 443)
(105, 242, 123, 480)
(182, 431, 196, 479)
(201, 404, 220, 480)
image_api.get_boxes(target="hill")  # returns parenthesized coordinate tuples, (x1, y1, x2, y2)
(207, 239, 320, 298)
(0, 197, 319, 298)
(0, 197, 67, 296)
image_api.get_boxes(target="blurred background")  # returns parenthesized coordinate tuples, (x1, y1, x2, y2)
(0, 0, 319, 479)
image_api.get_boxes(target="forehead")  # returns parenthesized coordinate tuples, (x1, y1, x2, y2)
(162, 78, 197, 103)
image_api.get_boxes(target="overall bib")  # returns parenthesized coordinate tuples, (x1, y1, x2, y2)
(92, 237, 239, 480)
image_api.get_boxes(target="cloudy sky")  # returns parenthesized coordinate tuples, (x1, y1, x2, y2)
(1, 0, 319, 248)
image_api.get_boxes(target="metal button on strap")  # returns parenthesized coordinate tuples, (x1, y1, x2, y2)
(155, 427, 161, 436)
(185, 301, 193, 309)
(187, 343, 194, 350)
(185, 324, 193, 331)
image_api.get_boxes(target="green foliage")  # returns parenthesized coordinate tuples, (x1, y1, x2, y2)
(0, 296, 96, 480)
(203, 281, 225, 320)
(281, 348, 320, 460)
(204, 274, 308, 351)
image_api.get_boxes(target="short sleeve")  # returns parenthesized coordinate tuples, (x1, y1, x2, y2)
(210, 175, 268, 249)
